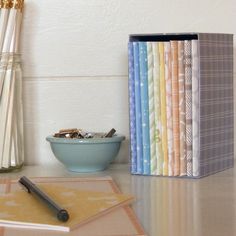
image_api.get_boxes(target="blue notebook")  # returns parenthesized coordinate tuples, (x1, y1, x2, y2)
(139, 42, 151, 175)
(133, 42, 143, 174)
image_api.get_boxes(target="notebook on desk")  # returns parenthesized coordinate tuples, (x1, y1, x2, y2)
(0, 176, 146, 236)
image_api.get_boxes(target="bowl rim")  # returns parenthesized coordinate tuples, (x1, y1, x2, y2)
(46, 134, 125, 144)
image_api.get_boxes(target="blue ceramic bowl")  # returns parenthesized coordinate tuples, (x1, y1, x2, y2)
(46, 134, 125, 172)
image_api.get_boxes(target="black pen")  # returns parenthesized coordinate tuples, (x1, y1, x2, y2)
(19, 176, 69, 222)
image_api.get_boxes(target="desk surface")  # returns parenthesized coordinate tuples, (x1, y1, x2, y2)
(1, 163, 236, 236)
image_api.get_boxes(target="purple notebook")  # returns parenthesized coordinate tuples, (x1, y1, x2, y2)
(128, 42, 137, 173)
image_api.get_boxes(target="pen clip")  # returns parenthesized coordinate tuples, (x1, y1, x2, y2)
(19, 178, 31, 193)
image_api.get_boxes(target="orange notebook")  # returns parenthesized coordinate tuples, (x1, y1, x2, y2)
(0, 177, 146, 236)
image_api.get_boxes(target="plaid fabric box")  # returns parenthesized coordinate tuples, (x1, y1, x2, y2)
(198, 33, 234, 177)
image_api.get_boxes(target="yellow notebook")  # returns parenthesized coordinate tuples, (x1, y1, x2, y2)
(0, 182, 134, 232)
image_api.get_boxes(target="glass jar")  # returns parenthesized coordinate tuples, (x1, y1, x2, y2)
(0, 53, 24, 172)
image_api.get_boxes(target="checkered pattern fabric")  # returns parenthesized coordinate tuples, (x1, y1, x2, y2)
(198, 33, 234, 177)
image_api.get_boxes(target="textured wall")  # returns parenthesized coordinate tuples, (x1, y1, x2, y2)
(21, 0, 236, 164)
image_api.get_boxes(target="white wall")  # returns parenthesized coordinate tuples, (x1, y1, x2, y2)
(21, 0, 236, 165)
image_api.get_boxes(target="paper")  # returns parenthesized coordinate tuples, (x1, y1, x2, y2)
(133, 42, 143, 174)
(164, 41, 174, 176)
(139, 42, 151, 175)
(184, 40, 193, 176)
(128, 42, 137, 174)
(159, 42, 168, 176)
(152, 42, 163, 175)
(178, 40, 187, 176)
(170, 41, 180, 176)
(147, 42, 156, 175)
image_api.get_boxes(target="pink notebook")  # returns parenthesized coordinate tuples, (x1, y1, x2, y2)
(0, 176, 146, 236)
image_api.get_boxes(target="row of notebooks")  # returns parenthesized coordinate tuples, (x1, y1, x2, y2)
(128, 33, 234, 178)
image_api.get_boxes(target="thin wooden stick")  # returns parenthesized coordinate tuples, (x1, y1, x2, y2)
(0, 8, 9, 51)
(11, 95, 18, 166)
(0, 7, 18, 168)
(0, 7, 10, 109)
(11, 9, 23, 167)
(0, 66, 12, 167)
(15, 57, 24, 166)
(2, 67, 15, 168)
